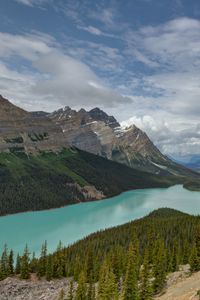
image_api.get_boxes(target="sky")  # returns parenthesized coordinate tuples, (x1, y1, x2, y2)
(0, 0, 200, 158)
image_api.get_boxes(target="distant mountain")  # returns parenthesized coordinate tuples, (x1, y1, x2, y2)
(50, 104, 198, 177)
(184, 156, 200, 173)
(172, 155, 200, 173)
(0, 95, 198, 178)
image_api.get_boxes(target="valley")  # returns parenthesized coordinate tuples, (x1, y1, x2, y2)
(0, 95, 199, 217)
(1, 1, 200, 299)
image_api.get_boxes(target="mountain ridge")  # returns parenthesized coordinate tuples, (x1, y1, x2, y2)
(0, 95, 198, 179)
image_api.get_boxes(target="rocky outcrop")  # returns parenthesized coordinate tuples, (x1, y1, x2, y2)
(0, 276, 72, 300)
(66, 183, 105, 200)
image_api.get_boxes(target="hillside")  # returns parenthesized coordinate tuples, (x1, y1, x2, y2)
(1, 208, 200, 299)
(0, 148, 178, 216)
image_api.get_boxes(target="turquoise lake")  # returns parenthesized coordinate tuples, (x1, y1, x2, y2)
(0, 185, 199, 255)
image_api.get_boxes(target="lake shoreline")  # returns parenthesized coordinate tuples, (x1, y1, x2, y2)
(0, 185, 199, 256)
(0, 182, 181, 218)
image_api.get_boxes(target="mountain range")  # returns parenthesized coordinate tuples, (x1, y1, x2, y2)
(0, 95, 197, 177)
(0, 94, 199, 215)
(175, 155, 200, 173)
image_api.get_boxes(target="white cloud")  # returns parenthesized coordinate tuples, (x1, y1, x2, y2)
(14, 0, 48, 7)
(77, 25, 103, 36)
(0, 32, 53, 60)
(0, 31, 132, 111)
(0, 15, 199, 157)
(119, 17, 200, 156)
(121, 115, 200, 156)
(33, 51, 131, 107)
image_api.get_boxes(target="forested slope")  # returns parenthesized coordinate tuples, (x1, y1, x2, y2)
(0, 148, 180, 216)
(1, 208, 200, 299)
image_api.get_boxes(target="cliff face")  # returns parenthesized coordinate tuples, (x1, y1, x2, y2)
(0, 95, 68, 153)
(0, 95, 197, 177)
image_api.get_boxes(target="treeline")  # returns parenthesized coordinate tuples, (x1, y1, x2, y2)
(0, 149, 178, 216)
(1, 208, 200, 299)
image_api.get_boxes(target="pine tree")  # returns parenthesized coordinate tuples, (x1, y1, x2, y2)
(195, 226, 200, 259)
(20, 245, 30, 279)
(153, 240, 167, 294)
(190, 244, 199, 272)
(98, 259, 118, 300)
(122, 243, 139, 300)
(140, 249, 152, 300)
(0, 244, 10, 279)
(147, 226, 156, 264)
(46, 256, 53, 281)
(85, 247, 94, 282)
(75, 271, 87, 300)
(169, 243, 179, 273)
(87, 281, 95, 300)
(37, 241, 48, 278)
(74, 256, 81, 281)
(53, 242, 65, 278)
(30, 252, 37, 273)
(183, 241, 190, 264)
(15, 254, 21, 274)
(8, 249, 14, 275)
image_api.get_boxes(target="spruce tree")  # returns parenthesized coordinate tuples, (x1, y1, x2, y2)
(0, 244, 10, 279)
(8, 249, 14, 275)
(87, 281, 95, 300)
(183, 241, 190, 264)
(153, 240, 167, 294)
(140, 249, 152, 300)
(98, 259, 118, 300)
(15, 254, 21, 274)
(53, 242, 65, 278)
(195, 226, 200, 259)
(169, 243, 179, 273)
(20, 245, 30, 279)
(37, 241, 48, 278)
(122, 243, 139, 300)
(74, 256, 81, 281)
(85, 247, 94, 282)
(46, 256, 53, 281)
(75, 271, 87, 300)
(30, 252, 37, 273)
(190, 244, 199, 272)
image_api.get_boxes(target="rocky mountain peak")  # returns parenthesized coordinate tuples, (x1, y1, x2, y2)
(0, 95, 28, 121)
(89, 107, 120, 128)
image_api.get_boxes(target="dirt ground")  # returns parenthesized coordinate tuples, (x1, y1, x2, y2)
(155, 268, 200, 300)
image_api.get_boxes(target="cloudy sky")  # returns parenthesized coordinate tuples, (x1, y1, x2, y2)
(0, 0, 200, 158)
